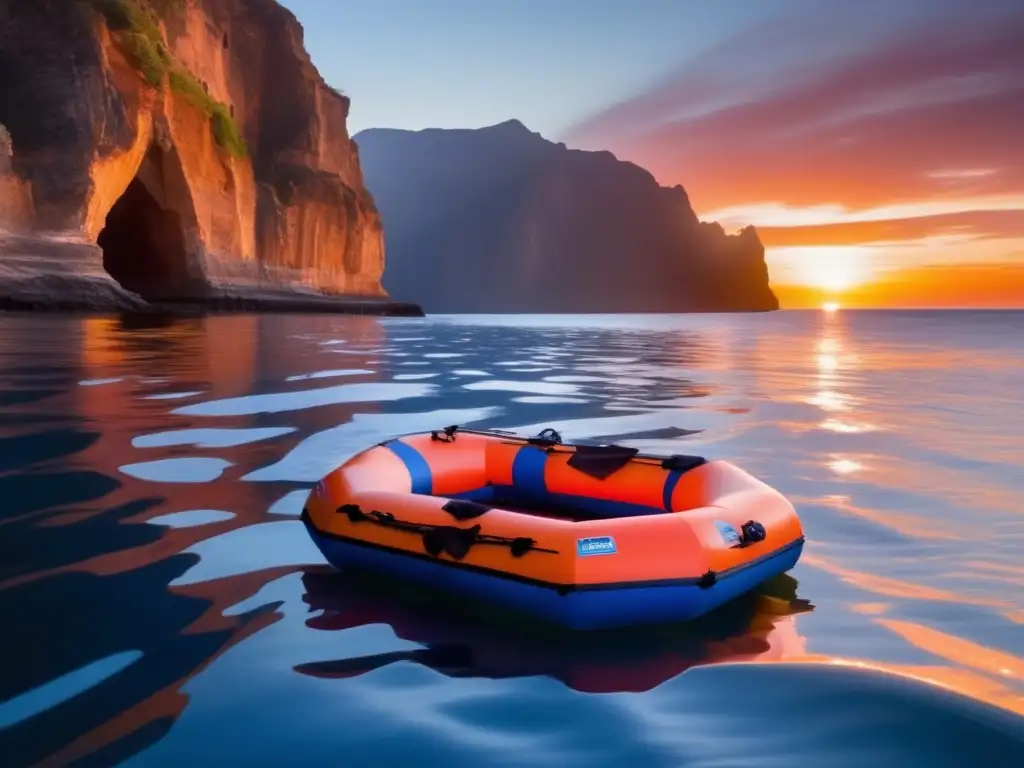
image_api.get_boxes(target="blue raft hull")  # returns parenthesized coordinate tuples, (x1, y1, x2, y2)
(302, 514, 805, 631)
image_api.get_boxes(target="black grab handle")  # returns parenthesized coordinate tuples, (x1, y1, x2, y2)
(527, 427, 563, 447)
(740, 520, 767, 545)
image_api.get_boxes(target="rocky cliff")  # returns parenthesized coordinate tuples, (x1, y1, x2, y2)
(355, 120, 778, 313)
(0, 0, 407, 312)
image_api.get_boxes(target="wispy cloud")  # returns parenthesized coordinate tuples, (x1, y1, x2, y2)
(756, 209, 1024, 248)
(565, 2, 1024, 214)
(703, 196, 1024, 232)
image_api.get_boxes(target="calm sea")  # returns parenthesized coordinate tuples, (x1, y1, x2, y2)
(1, 310, 1023, 767)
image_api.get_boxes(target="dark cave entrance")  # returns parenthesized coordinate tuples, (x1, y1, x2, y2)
(97, 146, 193, 301)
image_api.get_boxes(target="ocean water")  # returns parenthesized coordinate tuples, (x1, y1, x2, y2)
(1, 309, 1023, 767)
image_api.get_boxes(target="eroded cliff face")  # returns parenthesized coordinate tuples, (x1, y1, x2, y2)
(0, 0, 385, 308)
(355, 120, 779, 313)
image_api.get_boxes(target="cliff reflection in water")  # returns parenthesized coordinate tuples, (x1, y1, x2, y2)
(1, 310, 1023, 766)
(0, 313, 388, 765)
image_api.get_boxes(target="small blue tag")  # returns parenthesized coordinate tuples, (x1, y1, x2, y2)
(714, 520, 742, 547)
(577, 536, 617, 557)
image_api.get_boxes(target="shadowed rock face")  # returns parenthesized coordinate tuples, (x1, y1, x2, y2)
(0, 0, 386, 309)
(99, 176, 191, 299)
(355, 120, 778, 313)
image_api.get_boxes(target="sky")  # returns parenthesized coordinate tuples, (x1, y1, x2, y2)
(280, 0, 1024, 308)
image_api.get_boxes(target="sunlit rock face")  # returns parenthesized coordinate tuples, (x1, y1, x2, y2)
(355, 120, 778, 313)
(0, 0, 385, 309)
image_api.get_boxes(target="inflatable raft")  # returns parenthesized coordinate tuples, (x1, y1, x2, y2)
(301, 426, 805, 630)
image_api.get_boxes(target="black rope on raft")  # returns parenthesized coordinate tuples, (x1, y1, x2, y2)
(430, 425, 459, 443)
(336, 504, 559, 560)
(525, 427, 563, 449)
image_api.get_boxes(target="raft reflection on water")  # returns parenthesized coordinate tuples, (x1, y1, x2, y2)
(294, 569, 813, 694)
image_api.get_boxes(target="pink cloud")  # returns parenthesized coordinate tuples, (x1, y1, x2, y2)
(756, 209, 1024, 248)
(565, 6, 1024, 215)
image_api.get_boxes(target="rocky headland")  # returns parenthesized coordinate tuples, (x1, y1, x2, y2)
(355, 120, 778, 313)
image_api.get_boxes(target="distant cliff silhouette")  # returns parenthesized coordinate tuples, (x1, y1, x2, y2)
(354, 120, 778, 313)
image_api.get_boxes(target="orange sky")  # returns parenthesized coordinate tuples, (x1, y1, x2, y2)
(565, 5, 1024, 308)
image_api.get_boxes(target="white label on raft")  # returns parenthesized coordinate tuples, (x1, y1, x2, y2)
(714, 520, 742, 546)
(577, 536, 617, 557)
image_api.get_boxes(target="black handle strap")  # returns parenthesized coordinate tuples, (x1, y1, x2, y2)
(430, 424, 460, 443)
(337, 503, 558, 560)
(527, 427, 563, 447)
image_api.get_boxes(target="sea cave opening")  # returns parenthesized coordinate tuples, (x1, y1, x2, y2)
(98, 146, 192, 301)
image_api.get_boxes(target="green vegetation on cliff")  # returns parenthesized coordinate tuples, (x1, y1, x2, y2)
(91, 0, 168, 86)
(167, 70, 248, 158)
(89, 0, 248, 158)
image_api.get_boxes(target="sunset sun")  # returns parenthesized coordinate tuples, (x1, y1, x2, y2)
(766, 244, 876, 307)
(802, 247, 872, 293)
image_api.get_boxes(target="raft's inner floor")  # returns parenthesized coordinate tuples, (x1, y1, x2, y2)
(444, 482, 673, 522)
(472, 497, 603, 522)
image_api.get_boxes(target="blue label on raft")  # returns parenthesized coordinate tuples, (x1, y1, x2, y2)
(577, 536, 617, 557)
(714, 521, 742, 547)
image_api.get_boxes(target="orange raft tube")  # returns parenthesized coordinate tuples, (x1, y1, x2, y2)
(301, 426, 805, 630)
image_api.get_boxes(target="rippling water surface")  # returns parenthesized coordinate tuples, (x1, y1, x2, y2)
(2, 310, 1023, 767)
